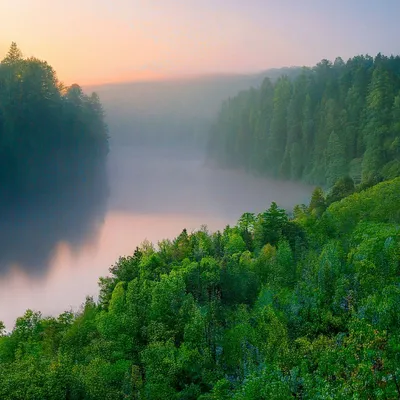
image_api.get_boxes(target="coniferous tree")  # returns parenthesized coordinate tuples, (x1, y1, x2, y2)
(208, 53, 400, 188)
(268, 76, 292, 177)
(0, 42, 109, 205)
(362, 67, 395, 181)
(326, 131, 347, 186)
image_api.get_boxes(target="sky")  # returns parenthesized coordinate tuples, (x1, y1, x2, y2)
(1, 0, 400, 85)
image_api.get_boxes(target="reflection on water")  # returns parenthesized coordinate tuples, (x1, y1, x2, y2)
(0, 212, 228, 329)
(0, 165, 108, 276)
(0, 146, 313, 329)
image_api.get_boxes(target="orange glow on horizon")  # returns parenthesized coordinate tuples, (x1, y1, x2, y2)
(0, 0, 303, 88)
(1, 0, 398, 88)
(78, 70, 169, 87)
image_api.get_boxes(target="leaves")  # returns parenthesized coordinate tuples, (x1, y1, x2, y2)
(0, 42, 109, 206)
(208, 54, 400, 187)
(1, 44, 400, 399)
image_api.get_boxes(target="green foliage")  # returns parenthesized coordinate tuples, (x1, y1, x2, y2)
(254, 202, 289, 250)
(8, 42, 400, 399)
(0, 43, 109, 206)
(309, 186, 326, 216)
(208, 54, 400, 187)
(326, 131, 347, 187)
(2, 100, 400, 398)
(326, 176, 355, 205)
(325, 177, 400, 235)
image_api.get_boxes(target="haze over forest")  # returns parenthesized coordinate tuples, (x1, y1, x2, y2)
(83, 68, 301, 148)
(1, 0, 400, 398)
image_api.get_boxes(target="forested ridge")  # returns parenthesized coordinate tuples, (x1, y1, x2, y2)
(1, 177, 400, 399)
(0, 43, 109, 207)
(1, 44, 400, 399)
(207, 54, 400, 187)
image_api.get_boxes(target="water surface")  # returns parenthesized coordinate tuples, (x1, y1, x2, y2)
(0, 146, 313, 329)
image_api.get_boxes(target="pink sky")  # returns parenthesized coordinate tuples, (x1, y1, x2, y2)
(1, 0, 399, 85)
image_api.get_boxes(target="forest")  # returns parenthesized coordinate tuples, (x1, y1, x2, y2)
(0, 176, 399, 399)
(207, 54, 400, 187)
(0, 43, 109, 208)
(1, 45, 400, 399)
(0, 43, 110, 273)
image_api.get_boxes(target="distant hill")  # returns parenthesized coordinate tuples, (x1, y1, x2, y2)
(83, 67, 301, 149)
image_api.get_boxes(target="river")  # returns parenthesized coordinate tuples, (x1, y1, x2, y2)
(0, 145, 313, 329)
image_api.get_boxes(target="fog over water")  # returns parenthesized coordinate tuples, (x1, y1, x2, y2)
(0, 73, 313, 329)
(109, 145, 312, 217)
(0, 143, 313, 329)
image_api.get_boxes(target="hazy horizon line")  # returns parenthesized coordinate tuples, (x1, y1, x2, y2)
(80, 66, 302, 89)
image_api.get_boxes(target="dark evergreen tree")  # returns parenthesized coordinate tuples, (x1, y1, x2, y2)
(0, 43, 109, 206)
(208, 53, 400, 187)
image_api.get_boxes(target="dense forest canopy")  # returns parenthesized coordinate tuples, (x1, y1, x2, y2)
(0, 42, 109, 206)
(1, 45, 400, 398)
(0, 177, 399, 399)
(207, 54, 400, 187)
(0, 43, 110, 273)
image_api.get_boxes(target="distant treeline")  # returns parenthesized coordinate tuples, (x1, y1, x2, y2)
(0, 43, 109, 207)
(208, 54, 400, 187)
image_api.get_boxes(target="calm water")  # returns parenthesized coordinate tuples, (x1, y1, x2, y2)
(0, 145, 313, 329)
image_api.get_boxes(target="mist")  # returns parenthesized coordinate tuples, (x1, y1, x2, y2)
(1, 70, 313, 328)
(0, 70, 307, 278)
(0, 141, 313, 328)
(108, 144, 313, 219)
(84, 68, 301, 149)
